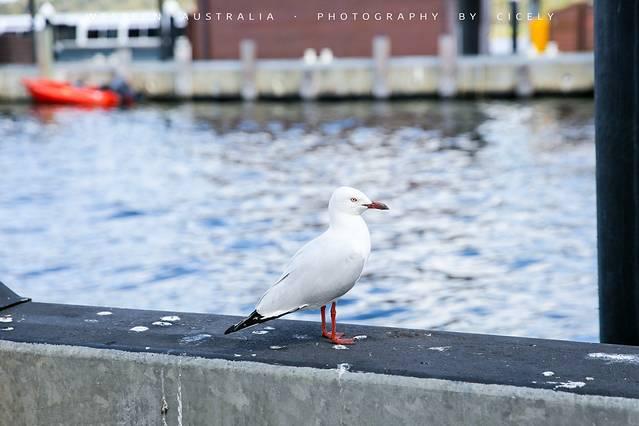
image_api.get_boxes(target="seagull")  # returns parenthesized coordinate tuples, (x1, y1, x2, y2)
(224, 186, 389, 344)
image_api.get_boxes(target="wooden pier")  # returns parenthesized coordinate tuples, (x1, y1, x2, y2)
(0, 36, 593, 101)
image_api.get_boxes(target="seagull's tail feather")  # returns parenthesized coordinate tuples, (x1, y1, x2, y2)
(224, 310, 268, 335)
(224, 306, 306, 335)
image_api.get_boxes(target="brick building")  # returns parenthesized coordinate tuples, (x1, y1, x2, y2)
(550, 3, 593, 52)
(187, 0, 451, 60)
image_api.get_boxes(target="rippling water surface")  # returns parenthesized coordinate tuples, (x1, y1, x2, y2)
(0, 99, 596, 341)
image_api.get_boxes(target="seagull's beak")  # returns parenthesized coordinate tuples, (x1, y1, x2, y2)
(364, 201, 389, 210)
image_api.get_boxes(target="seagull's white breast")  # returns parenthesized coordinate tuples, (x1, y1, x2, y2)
(255, 216, 371, 318)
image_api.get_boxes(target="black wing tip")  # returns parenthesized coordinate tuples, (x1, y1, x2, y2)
(224, 310, 264, 335)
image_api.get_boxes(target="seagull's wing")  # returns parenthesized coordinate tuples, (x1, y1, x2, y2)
(255, 232, 366, 319)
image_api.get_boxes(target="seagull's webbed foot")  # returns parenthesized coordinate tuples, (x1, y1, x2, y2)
(329, 335, 354, 345)
(321, 301, 355, 344)
(322, 330, 344, 339)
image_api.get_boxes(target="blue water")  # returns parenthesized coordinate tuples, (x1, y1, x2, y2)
(0, 99, 597, 341)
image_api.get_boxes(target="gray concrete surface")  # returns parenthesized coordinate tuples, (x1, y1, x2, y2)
(5, 302, 639, 399)
(0, 340, 637, 426)
(0, 53, 593, 101)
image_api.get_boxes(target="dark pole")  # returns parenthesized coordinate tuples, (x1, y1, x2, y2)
(28, 0, 37, 62)
(459, 0, 480, 55)
(529, 0, 540, 15)
(596, 1, 639, 345)
(510, 1, 518, 53)
(158, 0, 169, 60)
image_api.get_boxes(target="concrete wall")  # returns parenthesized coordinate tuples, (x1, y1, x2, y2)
(0, 53, 593, 101)
(1, 340, 637, 426)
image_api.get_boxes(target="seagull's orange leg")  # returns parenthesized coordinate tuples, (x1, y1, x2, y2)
(321, 305, 343, 339)
(329, 301, 354, 345)
(321, 305, 329, 338)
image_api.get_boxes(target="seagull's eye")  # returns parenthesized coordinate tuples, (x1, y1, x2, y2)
(350, 197, 358, 203)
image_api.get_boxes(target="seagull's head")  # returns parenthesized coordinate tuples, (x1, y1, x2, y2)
(329, 186, 389, 216)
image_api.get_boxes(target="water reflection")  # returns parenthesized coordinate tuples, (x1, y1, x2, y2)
(0, 99, 596, 341)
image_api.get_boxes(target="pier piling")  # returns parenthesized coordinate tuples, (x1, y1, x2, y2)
(240, 39, 257, 101)
(174, 36, 193, 98)
(438, 34, 457, 98)
(596, 1, 639, 345)
(372, 36, 390, 99)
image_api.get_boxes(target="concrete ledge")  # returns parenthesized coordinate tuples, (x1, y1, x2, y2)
(1, 301, 639, 424)
(1, 341, 638, 425)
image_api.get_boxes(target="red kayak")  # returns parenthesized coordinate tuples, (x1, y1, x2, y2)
(22, 79, 120, 107)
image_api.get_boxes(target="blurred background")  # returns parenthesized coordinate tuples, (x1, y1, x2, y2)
(0, 0, 595, 341)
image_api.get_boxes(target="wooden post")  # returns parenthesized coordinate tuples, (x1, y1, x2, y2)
(240, 39, 257, 101)
(515, 63, 533, 97)
(596, 1, 639, 345)
(174, 36, 193, 99)
(438, 34, 457, 98)
(300, 48, 319, 100)
(372, 36, 390, 99)
(34, 18, 54, 77)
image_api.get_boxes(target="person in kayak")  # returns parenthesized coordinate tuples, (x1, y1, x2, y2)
(101, 72, 136, 106)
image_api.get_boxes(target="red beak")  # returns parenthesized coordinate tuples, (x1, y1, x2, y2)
(364, 201, 389, 210)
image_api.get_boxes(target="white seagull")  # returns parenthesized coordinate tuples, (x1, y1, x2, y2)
(225, 186, 389, 344)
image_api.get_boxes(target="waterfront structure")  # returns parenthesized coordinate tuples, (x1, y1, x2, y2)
(0, 5, 186, 63)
